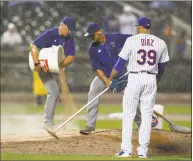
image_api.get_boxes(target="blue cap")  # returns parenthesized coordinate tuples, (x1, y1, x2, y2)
(61, 17, 76, 31)
(84, 22, 101, 37)
(136, 17, 151, 28)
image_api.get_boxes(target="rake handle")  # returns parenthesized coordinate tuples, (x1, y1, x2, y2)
(153, 110, 173, 125)
(54, 71, 130, 132)
(55, 88, 109, 132)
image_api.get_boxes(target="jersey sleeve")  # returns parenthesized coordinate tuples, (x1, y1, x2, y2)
(63, 38, 76, 56)
(159, 42, 170, 63)
(33, 30, 52, 49)
(118, 38, 131, 60)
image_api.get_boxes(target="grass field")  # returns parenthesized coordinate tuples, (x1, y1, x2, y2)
(1, 103, 191, 160)
(1, 103, 191, 115)
(2, 153, 191, 160)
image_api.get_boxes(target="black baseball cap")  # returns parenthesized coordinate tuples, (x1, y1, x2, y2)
(136, 16, 151, 29)
(84, 22, 101, 37)
(61, 17, 76, 31)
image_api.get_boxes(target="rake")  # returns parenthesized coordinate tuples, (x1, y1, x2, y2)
(153, 111, 191, 133)
(46, 71, 129, 139)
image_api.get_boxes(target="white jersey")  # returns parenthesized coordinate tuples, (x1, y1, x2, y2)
(119, 33, 169, 73)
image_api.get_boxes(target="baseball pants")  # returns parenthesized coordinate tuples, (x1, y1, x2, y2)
(121, 73, 157, 156)
(87, 76, 142, 128)
(38, 71, 59, 125)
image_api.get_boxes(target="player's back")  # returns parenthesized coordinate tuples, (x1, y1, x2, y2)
(126, 33, 168, 73)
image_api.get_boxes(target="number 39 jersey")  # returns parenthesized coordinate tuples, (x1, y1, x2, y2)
(118, 33, 170, 73)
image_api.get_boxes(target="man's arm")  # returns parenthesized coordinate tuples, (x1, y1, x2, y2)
(30, 30, 51, 64)
(96, 69, 109, 87)
(30, 44, 48, 72)
(157, 42, 169, 83)
(30, 30, 52, 71)
(30, 44, 39, 64)
(157, 63, 166, 84)
(88, 49, 109, 86)
(60, 38, 76, 68)
(108, 38, 131, 84)
(109, 57, 126, 81)
(60, 55, 75, 68)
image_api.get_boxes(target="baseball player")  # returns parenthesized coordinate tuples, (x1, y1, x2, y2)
(79, 22, 157, 135)
(30, 17, 76, 130)
(108, 17, 169, 158)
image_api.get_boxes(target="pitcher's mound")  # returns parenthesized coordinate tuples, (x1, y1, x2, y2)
(1, 129, 191, 157)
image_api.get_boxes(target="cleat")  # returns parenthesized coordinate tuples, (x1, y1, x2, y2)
(115, 151, 132, 157)
(139, 154, 148, 158)
(44, 123, 56, 131)
(79, 126, 95, 135)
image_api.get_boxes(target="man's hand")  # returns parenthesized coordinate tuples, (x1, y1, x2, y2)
(104, 78, 110, 88)
(34, 61, 48, 72)
(34, 63, 42, 71)
(109, 79, 118, 89)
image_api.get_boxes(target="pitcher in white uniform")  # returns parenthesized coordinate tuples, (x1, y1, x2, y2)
(108, 17, 169, 158)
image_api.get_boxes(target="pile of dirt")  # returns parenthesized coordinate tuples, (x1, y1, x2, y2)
(1, 129, 191, 157)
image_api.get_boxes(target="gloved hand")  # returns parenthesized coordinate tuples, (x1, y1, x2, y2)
(110, 79, 119, 89)
(110, 75, 128, 92)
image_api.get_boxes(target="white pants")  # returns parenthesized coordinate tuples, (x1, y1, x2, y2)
(87, 76, 142, 128)
(121, 73, 157, 155)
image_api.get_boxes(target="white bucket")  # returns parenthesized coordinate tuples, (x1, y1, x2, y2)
(152, 104, 164, 130)
(29, 45, 64, 74)
(108, 104, 164, 130)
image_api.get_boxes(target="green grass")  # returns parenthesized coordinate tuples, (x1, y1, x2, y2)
(99, 104, 191, 115)
(1, 153, 191, 160)
(80, 120, 122, 129)
(162, 121, 191, 131)
(78, 120, 191, 131)
(1, 104, 191, 115)
(54, 119, 191, 132)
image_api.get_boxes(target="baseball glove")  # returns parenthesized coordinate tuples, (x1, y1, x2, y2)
(110, 75, 128, 92)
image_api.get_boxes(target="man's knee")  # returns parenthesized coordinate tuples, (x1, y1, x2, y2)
(47, 85, 59, 98)
(88, 86, 102, 97)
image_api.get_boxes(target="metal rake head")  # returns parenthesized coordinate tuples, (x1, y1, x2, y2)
(46, 128, 60, 139)
(169, 123, 191, 133)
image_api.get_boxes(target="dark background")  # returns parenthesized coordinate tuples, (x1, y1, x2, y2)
(1, 1, 191, 93)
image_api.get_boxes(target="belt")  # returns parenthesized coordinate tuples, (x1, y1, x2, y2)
(129, 71, 156, 75)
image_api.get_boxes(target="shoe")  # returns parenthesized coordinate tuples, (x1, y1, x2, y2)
(139, 154, 148, 158)
(44, 123, 56, 131)
(115, 151, 132, 157)
(79, 126, 95, 135)
(152, 115, 158, 128)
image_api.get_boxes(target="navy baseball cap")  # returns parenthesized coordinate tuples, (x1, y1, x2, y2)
(84, 22, 101, 37)
(61, 17, 76, 31)
(136, 17, 151, 28)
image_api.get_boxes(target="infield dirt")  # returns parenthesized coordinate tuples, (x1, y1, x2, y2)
(1, 129, 191, 157)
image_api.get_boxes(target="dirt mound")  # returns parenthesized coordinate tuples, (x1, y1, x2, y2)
(1, 129, 191, 157)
